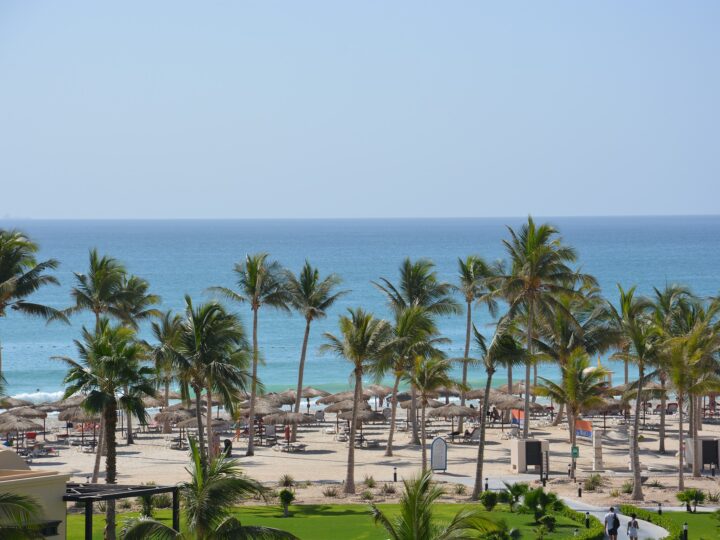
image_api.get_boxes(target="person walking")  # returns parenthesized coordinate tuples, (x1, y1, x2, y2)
(626, 512, 640, 540)
(604, 506, 620, 540)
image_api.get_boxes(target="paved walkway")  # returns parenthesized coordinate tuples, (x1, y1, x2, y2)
(445, 474, 670, 539)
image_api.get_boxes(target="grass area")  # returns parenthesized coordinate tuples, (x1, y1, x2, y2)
(66, 503, 582, 539)
(663, 511, 720, 540)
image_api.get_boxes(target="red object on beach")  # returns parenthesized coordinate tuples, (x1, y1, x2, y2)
(284, 425, 290, 441)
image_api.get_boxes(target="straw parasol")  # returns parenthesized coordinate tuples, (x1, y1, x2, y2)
(167, 390, 183, 400)
(154, 409, 193, 425)
(365, 384, 393, 398)
(430, 385, 461, 403)
(400, 398, 444, 409)
(142, 396, 164, 408)
(388, 391, 412, 403)
(8, 406, 48, 440)
(262, 412, 312, 425)
(427, 404, 479, 419)
(337, 410, 385, 422)
(58, 407, 100, 423)
(317, 389, 371, 405)
(0, 414, 44, 451)
(238, 401, 282, 417)
(176, 417, 230, 429)
(324, 400, 370, 413)
(301, 387, 330, 398)
(0, 397, 33, 409)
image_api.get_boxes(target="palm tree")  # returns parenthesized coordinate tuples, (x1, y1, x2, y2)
(171, 296, 251, 467)
(608, 285, 655, 500)
(407, 357, 455, 470)
(375, 306, 446, 457)
(0, 229, 66, 376)
(371, 470, 499, 540)
(58, 319, 155, 540)
(151, 311, 183, 433)
(535, 348, 609, 481)
(210, 253, 289, 457)
(0, 492, 43, 540)
(122, 437, 297, 540)
(321, 308, 392, 493)
(472, 321, 526, 499)
(496, 217, 591, 438)
(374, 258, 460, 444)
(651, 285, 695, 453)
(285, 261, 347, 441)
(455, 256, 498, 431)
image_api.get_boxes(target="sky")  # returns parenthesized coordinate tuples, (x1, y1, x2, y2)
(1, 2, 719, 219)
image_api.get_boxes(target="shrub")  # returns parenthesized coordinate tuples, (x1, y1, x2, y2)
(522, 487, 562, 522)
(322, 486, 339, 498)
(498, 482, 529, 512)
(96, 501, 107, 513)
(707, 490, 720, 503)
(677, 488, 705, 512)
(137, 481, 157, 518)
(360, 490, 374, 501)
(279, 489, 295, 517)
(154, 493, 173, 509)
(363, 475, 376, 488)
(538, 514, 556, 532)
(558, 506, 605, 540)
(619, 504, 683, 540)
(118, 499, 132, 510)
(646, 479, 664, 488)
(453, 483, 467, 496)
(621, 481, 633, 494)
(583, 474, 603, 491)
(478, 490, 498, 511)
(380, 483, 396, 495)
(278, 474, 294, 487)
(609, 488, 620, 497)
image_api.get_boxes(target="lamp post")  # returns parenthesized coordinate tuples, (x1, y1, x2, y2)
(683, 522, 688, 540)
(393, 467, 397, 483)
(484, 477, 489, 491)
(585, 511, 590, 529)
(658, 502, 662, 515)
(577, 481, 582, 498)
(567, 463, 572, 479)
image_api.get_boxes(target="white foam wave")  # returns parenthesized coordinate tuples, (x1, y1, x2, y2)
(10, 390, 64, 404)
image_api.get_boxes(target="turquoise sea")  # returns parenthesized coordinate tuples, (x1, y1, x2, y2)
(1, 217, 719, 402)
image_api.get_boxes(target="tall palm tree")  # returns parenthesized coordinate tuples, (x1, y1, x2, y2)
(651, 285, 695, 453)
(535, 348, 609, 480)
(407, 357, 455, 471)
(122, 437, 297, 540)
(285, 261, 347, 441)
(210, 253, 289, 456)
(374, 306, 446, 457)
(0, 492, 43, 540)
(472, 321, 526, 499)
(371, 470, 500, 540)
(455, 256, 498, 431)
(321, 308, 392, 493)
(171, 296, 251, 467)
(0, 229, 66, 376)
(496, 217, 590, 439)
(374, 258, 460, 444)
(58, 320, 155, 540)
(151, 311, 183, 433)
(608, 285, 655, 500)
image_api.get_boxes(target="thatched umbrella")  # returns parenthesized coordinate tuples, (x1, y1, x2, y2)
(428, 404, 479, 441)
(317, 389, 372, 405)
(9, 407, 48, 441)
(400, 398, 443, 409)
(58, 407, 100, 445)
(263, 412, 313, 448)
(324, 400, 370, 413)
(585, 398, 624, 430)
(53, 394, 86, 410)
(238, 401, 283, 417)
(176, 416, 230, 430)
(0, 397, 33, 409)
(142, 396, 164, 408)
(154, 409, 193, 424)
(430, 384, 461, 404)
(387, 391, 411, 404)
(337, 409, 385, 436)
(0, 414, 43, 451)
(167, 390, 183, 400)
(301, 387, 329, 398)
(365, 384, 393, 409)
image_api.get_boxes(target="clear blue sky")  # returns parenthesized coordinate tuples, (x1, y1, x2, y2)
(1, 2, 718, 219)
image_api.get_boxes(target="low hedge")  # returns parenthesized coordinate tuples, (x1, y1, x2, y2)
(556, 505, 605, 540)
(619, 504, 679, 540)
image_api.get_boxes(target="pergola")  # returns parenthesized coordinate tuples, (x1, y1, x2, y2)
(64, 482, 180, 540)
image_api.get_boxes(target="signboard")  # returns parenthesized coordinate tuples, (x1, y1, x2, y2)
(575, 420, 593, 440)
(571, 445, 579, 458)
(510, 409, 525, 428)
(430, 437, 448, 472)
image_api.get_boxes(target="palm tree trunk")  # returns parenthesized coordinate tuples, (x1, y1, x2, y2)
(531, 364, 538, 403)
(692, 395, 700, 477)
(658, 373, 666, 453)
(552, 403, 565, 426)
(472, 366, 494, 499)
(631, 366, 644, 500)
(345, 367, 363, 494)
(247, 307, 259, 456)
(384, 373, 401, 457)
(410, 384, 420, 445)
(91, 418, 105, 483)
(104, 401, 118, 540)
(206, 387, 214, 460)
(193, 384, 207, 469)
(624, 359, 629, 385)
(291, 319, 312, 443)
(523, 306, 533, 439)
(420, 400, 428, 471)
(678, 396, 685, 490)
(162, 380, 171, 434)
(459, 301, 472, 432)
(504, 364, 513, 423)
(570, 410, 577, 480)
(125, 386, 134, 445)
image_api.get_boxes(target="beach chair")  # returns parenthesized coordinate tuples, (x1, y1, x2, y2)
(314, 410, 325, 423)
(463, 427, 481, 444)
(382, 408, 392, 421)
(666, 403, 678, 415)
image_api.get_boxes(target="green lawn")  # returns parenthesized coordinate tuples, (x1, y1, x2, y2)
(67, 503, 582, 539)
(663, 511, 720, 540)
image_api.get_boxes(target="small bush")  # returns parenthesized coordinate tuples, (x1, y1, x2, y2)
(533, 525, 548, 540)
(363, 475, 377, 488)
(478, 490, 498, 511)
(154, 493, 173, 509)
(278, 474, 294, 487)
(583, 474, 603, 492)
(380, 483, 396, 495)
(96, 501, 107, 513)
(609, 488, 620, 497)
(646, 479, 664, 488)
(621, 481, 633, 494)
(137, 481, 157, 518)
(707, 490, 720, 503)
(677, 488, 705, 512)
(360, 490, 374, 501)
(279, 489, 295, 517)
(538, 514, 556, 532)
(454, 484, 467, 496)
(322, 486, 339, 498)
(118, 499, 132, 510)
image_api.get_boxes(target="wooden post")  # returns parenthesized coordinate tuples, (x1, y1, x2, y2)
(84, 501, 93, 540)
(172, 489, 180, 532)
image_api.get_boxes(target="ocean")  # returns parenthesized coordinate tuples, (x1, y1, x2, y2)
(1, 217, 719, 402)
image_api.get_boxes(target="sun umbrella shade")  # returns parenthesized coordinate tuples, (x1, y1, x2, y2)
(262, 412, 313, 425)
(154, 409, 193, 424)
(324, 400, 370, 413)
(142, 396, 164, 408)
(0, 414, 43, 432)
(584, 398, 624, 415)
(400, 398, 444, 409)
(317, 389, 372, 404)
(430, 385, 461, 398)
(0, 397, 34, 409)
(365, 384, 393, 398)
(8, 406, 47, 419)
(176, 417, 230, 429)
(301, 387, 330, 399)
(337, 410, 385, 422)
(238, 401, 283, 417)
(427, 404, 479, 418)
(58, 407, 100, 423)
